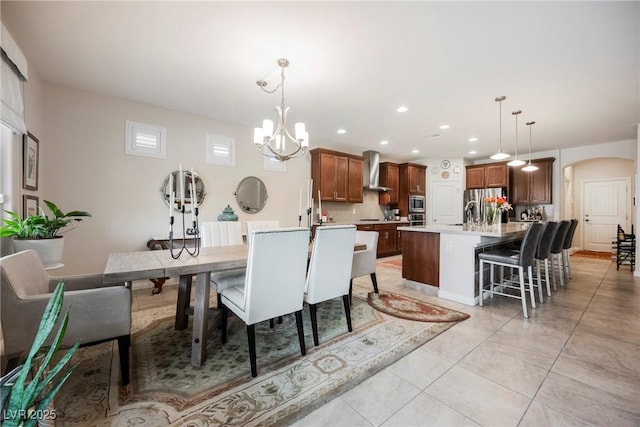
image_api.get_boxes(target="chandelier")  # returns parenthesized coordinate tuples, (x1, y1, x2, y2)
(253, 58, 309, 162)
(490, 96, 511, 160)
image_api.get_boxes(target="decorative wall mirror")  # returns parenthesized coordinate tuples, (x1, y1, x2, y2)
(234, 176, 268, 213)
(162, 170, 206, 213)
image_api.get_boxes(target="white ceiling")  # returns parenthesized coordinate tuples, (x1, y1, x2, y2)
(2, 1, 638, 162)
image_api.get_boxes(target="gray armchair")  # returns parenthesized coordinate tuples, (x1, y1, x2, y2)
(0, 250, 132, 385)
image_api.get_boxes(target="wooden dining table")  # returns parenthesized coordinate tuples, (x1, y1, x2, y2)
(103, 241, 366, 367)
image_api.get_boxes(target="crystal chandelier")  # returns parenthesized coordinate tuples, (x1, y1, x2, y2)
(253, 58, 309, 162)
(490, 96, 511, 160)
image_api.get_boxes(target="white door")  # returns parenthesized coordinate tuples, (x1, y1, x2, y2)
(431, 180, 461, 225)
(583, 178, 630, 252)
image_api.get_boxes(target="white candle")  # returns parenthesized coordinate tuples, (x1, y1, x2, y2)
(307, 178, 313, 210)
(190, 183, 196, 223)
(318, 190, 322, 221)
(298, 187, 302, 217)
(168, 173, 173, 218)
(179, 164, 185, 206)
(190, 167, 197, 208)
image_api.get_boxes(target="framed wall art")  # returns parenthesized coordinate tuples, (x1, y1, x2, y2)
(23, 132, 39, 191)
(23, 194, 39, 218)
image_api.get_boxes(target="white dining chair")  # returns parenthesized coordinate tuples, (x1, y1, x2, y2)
(219, 228, 309, 377)
(304, 225, 356, 346)
(350, 230, 379, 300)
(246, 220, 280, 247)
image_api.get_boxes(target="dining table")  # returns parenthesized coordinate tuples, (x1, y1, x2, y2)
(103, 241, 366, 367)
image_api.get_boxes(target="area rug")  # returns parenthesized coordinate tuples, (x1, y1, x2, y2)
(53, 294, 462, 426)
(368, 292, 470, 322)
(378, 258, 403, 270)
(572, 250, 613, 260)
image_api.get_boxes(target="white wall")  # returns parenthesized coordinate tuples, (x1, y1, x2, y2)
(42, 83, 309, 274)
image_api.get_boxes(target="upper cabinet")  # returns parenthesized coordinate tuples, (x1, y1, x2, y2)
(465, 162, 508, 189)
(310, 148, 363, 203)
(378, 162, 399, 205)
(509, 157, 554, 205)
(400, 163, 426, 195)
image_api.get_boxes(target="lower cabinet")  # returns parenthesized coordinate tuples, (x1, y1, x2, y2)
(356, 222, 407, 257)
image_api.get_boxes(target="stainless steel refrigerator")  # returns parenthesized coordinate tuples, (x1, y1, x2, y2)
(463, 187, 508, 224)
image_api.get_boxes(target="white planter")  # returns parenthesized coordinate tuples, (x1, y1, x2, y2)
(13, 237, 64, 268)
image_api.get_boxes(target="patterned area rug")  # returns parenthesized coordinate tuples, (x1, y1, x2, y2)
(54, 295, 462, 426)
(368, 292, 471, 322)
(378, 258, 403, 269)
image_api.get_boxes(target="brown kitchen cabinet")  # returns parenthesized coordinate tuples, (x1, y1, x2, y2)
(356, 222, 407, 257)
(310, 148, 363, 203)
(465, 162, 508, 189)
(509, 157, 554, 205)
(378, 162, 399, 205)
(400, 163, 426, 195)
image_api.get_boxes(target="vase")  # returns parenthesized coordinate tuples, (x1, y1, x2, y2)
(484, 203, 500, 226)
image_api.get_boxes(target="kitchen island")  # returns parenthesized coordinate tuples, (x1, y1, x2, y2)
(397, 223, 530, 306)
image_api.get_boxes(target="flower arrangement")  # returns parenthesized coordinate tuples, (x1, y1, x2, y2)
(483, 196, 512, 226)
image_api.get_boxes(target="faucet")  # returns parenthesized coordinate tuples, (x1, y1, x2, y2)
(464, 200, 479, 224)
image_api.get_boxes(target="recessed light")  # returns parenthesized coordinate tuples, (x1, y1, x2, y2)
(380, 140, 389, 145)
(337, 129, 346, 134)
(468, 150, 477, 155)
(439, 124, 450, 130)
(396, 106, 408, 113)
(412, 149, 419, 154)
(468, 137, 478, 142)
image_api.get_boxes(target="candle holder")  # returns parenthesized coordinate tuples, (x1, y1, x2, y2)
(169, 205, 200, 259)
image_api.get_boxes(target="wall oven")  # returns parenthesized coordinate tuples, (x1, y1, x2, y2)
(409, 213, 425, 226)
(409, 195, 425, 213)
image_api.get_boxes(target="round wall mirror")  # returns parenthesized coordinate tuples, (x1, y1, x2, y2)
(235, 176, 268, 213)
(162, 170, 206, 213)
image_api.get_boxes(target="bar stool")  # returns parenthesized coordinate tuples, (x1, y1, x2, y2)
(550, 220, 571, 290)
(533, 221, 560, 303)
(478, 222, 543, 318)
(562, 219, 579, 280)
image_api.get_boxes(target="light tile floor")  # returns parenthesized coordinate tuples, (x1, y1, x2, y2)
(288, 255, 640, 427)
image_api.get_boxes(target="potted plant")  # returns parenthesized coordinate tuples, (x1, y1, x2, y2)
(1, 282, 79, 427)
(0, 200, 91, 268)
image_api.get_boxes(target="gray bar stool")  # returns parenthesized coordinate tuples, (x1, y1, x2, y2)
(550, 220, 571, 290)
(534, 221, 560, 303)
(478, 222, 543, 318)
(562, 219, 579, 280)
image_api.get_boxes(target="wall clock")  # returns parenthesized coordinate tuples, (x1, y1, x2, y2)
(453, 165, 461, 174)
(441, 160, 451, 169)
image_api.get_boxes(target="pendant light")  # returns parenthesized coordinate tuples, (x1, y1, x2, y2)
(490, 96, 510, 160)
(522, 121, 539, 172)
(507, 110, 525, 167)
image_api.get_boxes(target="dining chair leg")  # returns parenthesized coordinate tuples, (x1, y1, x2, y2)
(349, 279, 353, 305)
(247, 324, 257, 377)
(221, 304, 228, 344)
(342, 294, 353, 332)
(309, 303, 319, 346)
(117, 335, 131, 386)
(370, 273, 379, 294)
(295, 310, 306, 356)
(269, 318, 275, 328)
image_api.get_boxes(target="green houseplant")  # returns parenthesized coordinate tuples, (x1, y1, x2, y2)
(1, 282, 79, 427)
(0, 200, 91, 268)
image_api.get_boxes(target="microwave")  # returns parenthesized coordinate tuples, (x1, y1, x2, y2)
(409, 195, 425, 213)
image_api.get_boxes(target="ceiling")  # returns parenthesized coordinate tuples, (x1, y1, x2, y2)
(2, 1, 638, 162)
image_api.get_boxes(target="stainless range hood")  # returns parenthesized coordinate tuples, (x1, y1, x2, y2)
(362, 150, 390, 192)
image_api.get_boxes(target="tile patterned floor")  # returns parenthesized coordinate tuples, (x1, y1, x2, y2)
(286, 255, 640, 427)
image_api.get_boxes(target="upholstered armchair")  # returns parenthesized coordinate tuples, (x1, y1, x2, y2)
(0, 250, 132, 385)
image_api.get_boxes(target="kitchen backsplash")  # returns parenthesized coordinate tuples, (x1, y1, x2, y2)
(317, 191, 390, 223)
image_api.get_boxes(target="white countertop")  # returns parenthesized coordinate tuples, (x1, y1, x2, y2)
(397, 222, 530, 237)
(314, 220, 409, 226)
